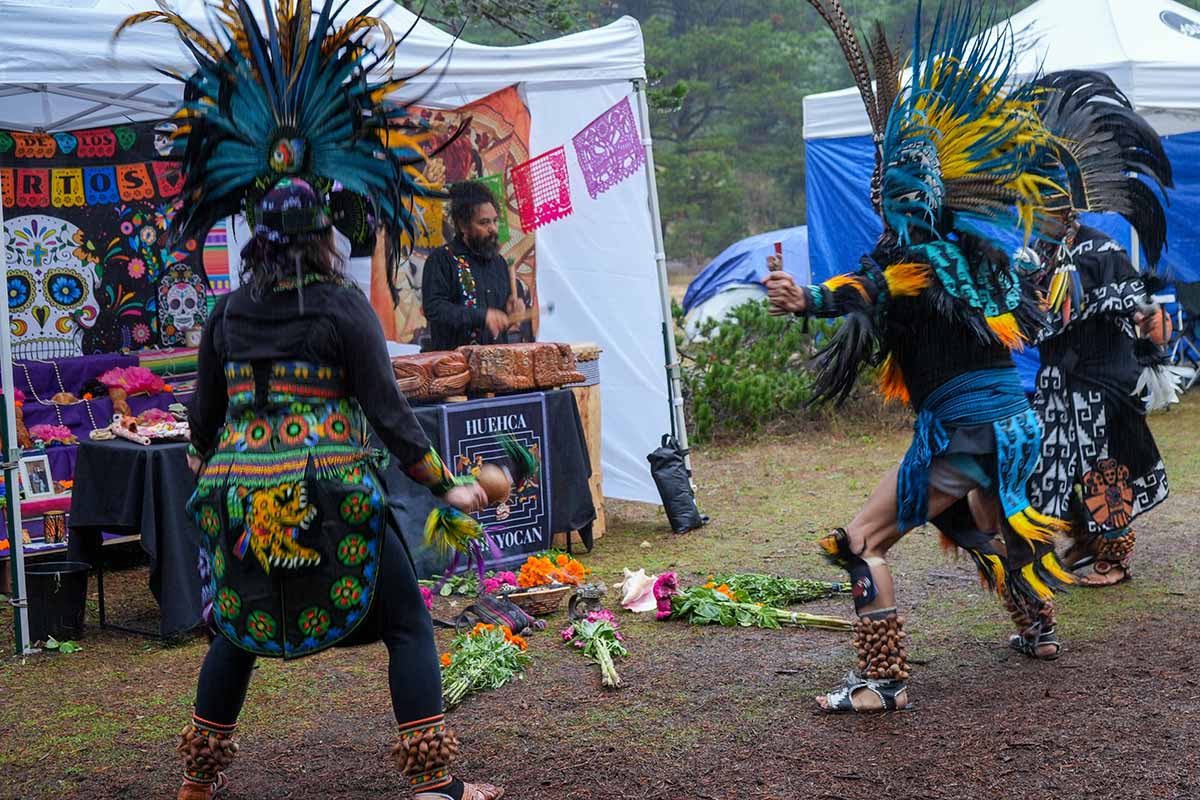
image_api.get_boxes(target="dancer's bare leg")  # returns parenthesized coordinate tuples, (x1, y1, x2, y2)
(815, 466, 966, 711)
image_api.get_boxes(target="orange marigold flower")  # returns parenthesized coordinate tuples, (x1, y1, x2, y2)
(440, 653, 452, 668)
(556, 554, 569, 566)
(509, 635, 528, 651)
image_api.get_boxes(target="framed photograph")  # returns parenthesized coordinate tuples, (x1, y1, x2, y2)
(18, 455, 55, 500)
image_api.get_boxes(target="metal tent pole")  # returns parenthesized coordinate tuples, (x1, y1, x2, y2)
(631, 79, 693, 478)
(0, 171, 34, 655)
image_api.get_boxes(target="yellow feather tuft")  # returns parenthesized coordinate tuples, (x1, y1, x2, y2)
(877, 354, 910, 405)
(985, 553, 1006, 596)
(1024, 508, 1072, 533)
(883, 262, 932, 297)
(822, 275, 871, 302)
(986, 313, 1026, 351)
(1007, 510, 1058, 547)
(1019, 563, 1055, 601)
(1040, 552, 1076, 586)
(424, 507, 483, 554)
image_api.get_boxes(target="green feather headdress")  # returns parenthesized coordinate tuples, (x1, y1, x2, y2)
(115, 0, 458, 300)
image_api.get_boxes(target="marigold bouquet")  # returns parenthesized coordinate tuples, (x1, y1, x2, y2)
(517, 551, 590, 588)
(440, 623, 530, 709)
(561, 609, 627, 689)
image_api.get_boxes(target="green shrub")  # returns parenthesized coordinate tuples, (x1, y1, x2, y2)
(676, 298, 841, 443)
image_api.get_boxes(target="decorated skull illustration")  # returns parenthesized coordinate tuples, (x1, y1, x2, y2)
(5, 215, 98, 359)
(157, 266, 209, 346)
(153, 122, 179, 158)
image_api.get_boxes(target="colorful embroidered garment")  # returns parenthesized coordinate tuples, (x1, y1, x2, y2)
(189, 360, 386, 659)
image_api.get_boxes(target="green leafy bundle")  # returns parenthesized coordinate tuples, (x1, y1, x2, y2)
(441, 626, 531, 709)
(713, 573, 850, 607)
(562, 610, 628, 689)
(669, 586, 850, 631)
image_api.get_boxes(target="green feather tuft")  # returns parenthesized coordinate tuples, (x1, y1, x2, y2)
(499, 434, 539, 485)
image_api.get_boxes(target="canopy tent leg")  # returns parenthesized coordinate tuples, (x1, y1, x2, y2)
(0, 172, 34, 655)
(631, 79, 694, 486)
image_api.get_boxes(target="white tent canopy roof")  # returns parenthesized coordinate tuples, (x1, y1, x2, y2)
(0, 0, 646, 130)
(803, 0, 1200, 140)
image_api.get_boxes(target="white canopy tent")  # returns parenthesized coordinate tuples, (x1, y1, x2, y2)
(803, 0, 1200, 141)
(0, 0, 685, 653)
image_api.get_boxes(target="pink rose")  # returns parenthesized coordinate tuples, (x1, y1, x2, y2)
(653, 572, 679, 621)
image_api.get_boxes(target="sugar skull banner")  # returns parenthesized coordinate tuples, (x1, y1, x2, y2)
(1, 123, 224, 359)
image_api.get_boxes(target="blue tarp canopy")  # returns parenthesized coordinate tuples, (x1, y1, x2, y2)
(682, 226, 810, 314)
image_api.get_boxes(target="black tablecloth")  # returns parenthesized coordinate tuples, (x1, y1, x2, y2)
(65, 390, 595, 634)
(67, 439, 202, 637)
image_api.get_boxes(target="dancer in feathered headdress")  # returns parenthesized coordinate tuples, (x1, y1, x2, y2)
(764, 1, 1078, 712)
(1021, 70, 1178, 588)
(115, 3, 505, 797)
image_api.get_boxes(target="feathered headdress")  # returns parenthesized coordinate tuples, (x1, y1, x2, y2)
(806, 1, 1065, 247)
(114, 0, 456, 300)
(1033, 70, 1173, 267)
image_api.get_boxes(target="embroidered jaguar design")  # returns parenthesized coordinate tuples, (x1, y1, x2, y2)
(233, 483, 321, 573)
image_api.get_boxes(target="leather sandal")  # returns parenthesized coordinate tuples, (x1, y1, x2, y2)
(817, 670, 911, 713)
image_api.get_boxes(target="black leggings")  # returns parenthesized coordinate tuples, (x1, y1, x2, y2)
(194, 526, 442, 726)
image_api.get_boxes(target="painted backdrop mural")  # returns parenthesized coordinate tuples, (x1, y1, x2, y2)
(1, 123, 210, 358)
(370, 86, 538, 345)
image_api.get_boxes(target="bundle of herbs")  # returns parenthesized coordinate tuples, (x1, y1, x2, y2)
(440, 624, 530, 709)
(664, 584, 851, 631)
(561, 610, 628, 689)
(710, 573, 850, 607)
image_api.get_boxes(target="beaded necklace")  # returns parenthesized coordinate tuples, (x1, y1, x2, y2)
(18, 360, 103, 431)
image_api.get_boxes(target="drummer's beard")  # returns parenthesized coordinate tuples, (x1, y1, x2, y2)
(467, 230, 500, 260)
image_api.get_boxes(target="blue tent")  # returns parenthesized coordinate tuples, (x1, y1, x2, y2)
(682, 226, 810, 315)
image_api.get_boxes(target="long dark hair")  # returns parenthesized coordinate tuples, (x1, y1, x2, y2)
(238, 231, 345, 299)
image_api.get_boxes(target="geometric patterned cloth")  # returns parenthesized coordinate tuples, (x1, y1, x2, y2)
(510, 146, 573, 231)
(572, 96, 645, 200)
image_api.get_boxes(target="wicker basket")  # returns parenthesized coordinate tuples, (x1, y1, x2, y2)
(502, 584, 572, 616)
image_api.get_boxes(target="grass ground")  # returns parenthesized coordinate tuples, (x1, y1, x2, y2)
(2, 394, 1199, 799)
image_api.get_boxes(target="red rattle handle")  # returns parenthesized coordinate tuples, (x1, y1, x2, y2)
(769, 241, 787, 315)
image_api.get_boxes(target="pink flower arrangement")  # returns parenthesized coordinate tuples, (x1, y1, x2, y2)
(653, 572, 679, 621)
(481, 571, 519, 595)
(561, 607, 627, 688)
(98, 366, 166, 395)
(138, 407, 176, 424)
(420, 585, 434, 611)
(29, 424, 77, 445)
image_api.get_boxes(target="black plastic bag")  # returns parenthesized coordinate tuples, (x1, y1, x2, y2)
(647, 435, 707, 533)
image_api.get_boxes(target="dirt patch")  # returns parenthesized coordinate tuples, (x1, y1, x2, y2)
(3, 397, 1199, 800)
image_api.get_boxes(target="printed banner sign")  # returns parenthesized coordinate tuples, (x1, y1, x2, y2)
(441, 393, 551, 567)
